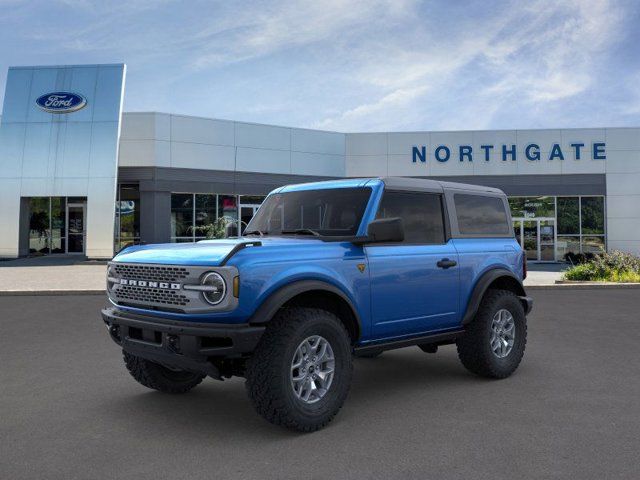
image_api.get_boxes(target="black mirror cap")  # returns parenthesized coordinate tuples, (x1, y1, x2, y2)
(364, 217, 404, 244)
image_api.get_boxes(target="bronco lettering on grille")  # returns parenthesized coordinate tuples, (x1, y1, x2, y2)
(119, 279, 181, 290)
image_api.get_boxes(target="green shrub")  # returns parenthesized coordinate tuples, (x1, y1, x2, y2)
(563, 263, 597, 281)
(562, 250, 640, 282)
(190, 216, 234, 239)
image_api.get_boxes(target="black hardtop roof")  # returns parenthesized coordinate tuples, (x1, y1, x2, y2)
(380, 177, 505, 195)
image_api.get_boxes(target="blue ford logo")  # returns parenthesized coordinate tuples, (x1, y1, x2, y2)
(35, 92, 87, 113)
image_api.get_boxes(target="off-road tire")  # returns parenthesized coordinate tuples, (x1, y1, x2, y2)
(456, 289, 527, 379)
(245, 307, 353, 432)
(123, 351, 205, 394)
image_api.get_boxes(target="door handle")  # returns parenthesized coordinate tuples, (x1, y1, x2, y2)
(437, 258, 457, 269)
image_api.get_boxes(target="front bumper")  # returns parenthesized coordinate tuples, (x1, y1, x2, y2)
(101, 306, 265, 378)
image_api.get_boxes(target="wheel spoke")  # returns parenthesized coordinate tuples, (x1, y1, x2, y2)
(317, 341, 328, 362)
(290, 335, 336, 404)
(304, 339, 313, 356)
(490, 309, 516, 359)
(302, 378, 315, 402)
(316, 369, 333, 387)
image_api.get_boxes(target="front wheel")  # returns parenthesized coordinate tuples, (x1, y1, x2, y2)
(123, 352, 205, 393)
(456, 289, 527, 379)
(245, 307, 353, 432)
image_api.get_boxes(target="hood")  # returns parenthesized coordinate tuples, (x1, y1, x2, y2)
(113, 237, 325, 266)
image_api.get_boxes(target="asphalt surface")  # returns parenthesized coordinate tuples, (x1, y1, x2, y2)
(1, 290, 639, 480)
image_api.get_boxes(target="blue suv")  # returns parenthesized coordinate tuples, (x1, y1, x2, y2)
(102, 177, 532, 431)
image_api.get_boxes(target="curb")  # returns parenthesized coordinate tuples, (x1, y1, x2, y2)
(527, 282, 640, 290)
(0, 290, 106, 296)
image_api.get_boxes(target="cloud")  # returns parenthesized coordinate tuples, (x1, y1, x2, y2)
(314, 85, 428, 131)
(314, 0, 626, 131)
(0, 0, 636, 131)
(482, 0, 622, 101)
(189, 0, 415, 69)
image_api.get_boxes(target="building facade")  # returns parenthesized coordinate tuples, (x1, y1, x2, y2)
(1, 64, 639, 261)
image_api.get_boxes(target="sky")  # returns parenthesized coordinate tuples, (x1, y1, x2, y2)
(0, 0, 639, 132)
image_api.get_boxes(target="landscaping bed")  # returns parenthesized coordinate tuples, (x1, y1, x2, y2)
(562, 251, 640, 283)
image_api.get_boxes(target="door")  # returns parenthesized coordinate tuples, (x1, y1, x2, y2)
(522, 220, 538, 261)
(513, 218, 556, 261)
(66, 203, 85, 254)
(366, 191, 460, 339)
(539, 220, 555, 261)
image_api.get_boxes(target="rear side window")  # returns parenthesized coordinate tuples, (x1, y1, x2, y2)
(454, 194, 510, 235)
(376, 191, 445, 244)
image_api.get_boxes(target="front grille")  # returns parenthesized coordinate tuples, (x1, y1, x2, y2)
(108, 262, 238, 314)
(113, 264, 189, 283)
(110, 263, 193, 310)
(114, 285, 190, 307)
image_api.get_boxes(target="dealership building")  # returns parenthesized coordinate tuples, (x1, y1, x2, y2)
(1, 63, 639, 261)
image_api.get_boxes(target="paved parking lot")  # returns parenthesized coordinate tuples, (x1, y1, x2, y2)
(1, 290, 639, 479)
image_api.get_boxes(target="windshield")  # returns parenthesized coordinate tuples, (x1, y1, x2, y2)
(244, 187, 372, 237)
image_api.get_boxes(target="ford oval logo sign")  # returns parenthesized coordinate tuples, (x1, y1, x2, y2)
(35, 92, 87, 114)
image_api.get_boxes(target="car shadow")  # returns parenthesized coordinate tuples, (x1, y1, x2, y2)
(98, 347, 486, 438)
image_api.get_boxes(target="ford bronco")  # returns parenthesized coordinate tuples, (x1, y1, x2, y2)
(102, 177, 532, 432)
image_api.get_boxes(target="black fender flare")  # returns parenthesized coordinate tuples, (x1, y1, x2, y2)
(462, 268, 528, 325)
(248, 280, 362, 337)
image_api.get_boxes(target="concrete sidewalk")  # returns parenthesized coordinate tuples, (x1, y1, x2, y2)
(0, 256, 107, 294)
(0, 255, 566, 294)
(523, 262, 568, 286)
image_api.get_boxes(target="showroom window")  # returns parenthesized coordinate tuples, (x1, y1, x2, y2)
(556, 196, 580, 260)
(580, 197, 605, 253)
(170, 193, 264, 242)
(508, 196, 555, 219)
(509, 195, 605, 260)
(28, 196, 87, 255)
(28, 197, 59, 255)
(171, 193, 195, 242)
(557, 196, 606, 256)
(114, 184, 140, 253)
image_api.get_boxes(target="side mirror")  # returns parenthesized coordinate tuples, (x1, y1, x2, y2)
(363, 217, 404, 243)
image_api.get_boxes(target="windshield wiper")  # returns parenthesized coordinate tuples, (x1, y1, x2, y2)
(243, 229, 267, 237)
(281, 228, 321, 237)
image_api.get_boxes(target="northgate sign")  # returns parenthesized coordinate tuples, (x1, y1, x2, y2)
(412, 142, 606, 163)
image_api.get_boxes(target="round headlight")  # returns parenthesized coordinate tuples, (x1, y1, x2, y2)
(201, 272, 226, 305)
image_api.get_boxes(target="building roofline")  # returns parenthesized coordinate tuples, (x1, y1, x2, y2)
(122, 111, 344, 135)
(344, 126, 640, 134)
(122, 112, 639, 135)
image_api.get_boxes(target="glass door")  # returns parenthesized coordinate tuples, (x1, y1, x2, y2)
(539, 219, 556, 261)
(513, 218, 556, 261)
(66, 203, 86, 254)
(522, 220, 538, 261)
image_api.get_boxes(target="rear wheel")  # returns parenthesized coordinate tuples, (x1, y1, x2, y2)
(456, 289, 527, 379)
(123, 351, 205, 394)
(245, 307, 353, 432)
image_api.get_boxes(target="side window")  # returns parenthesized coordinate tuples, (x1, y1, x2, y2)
(454, 194, 510, 235)
(376, 191, 445, 244)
